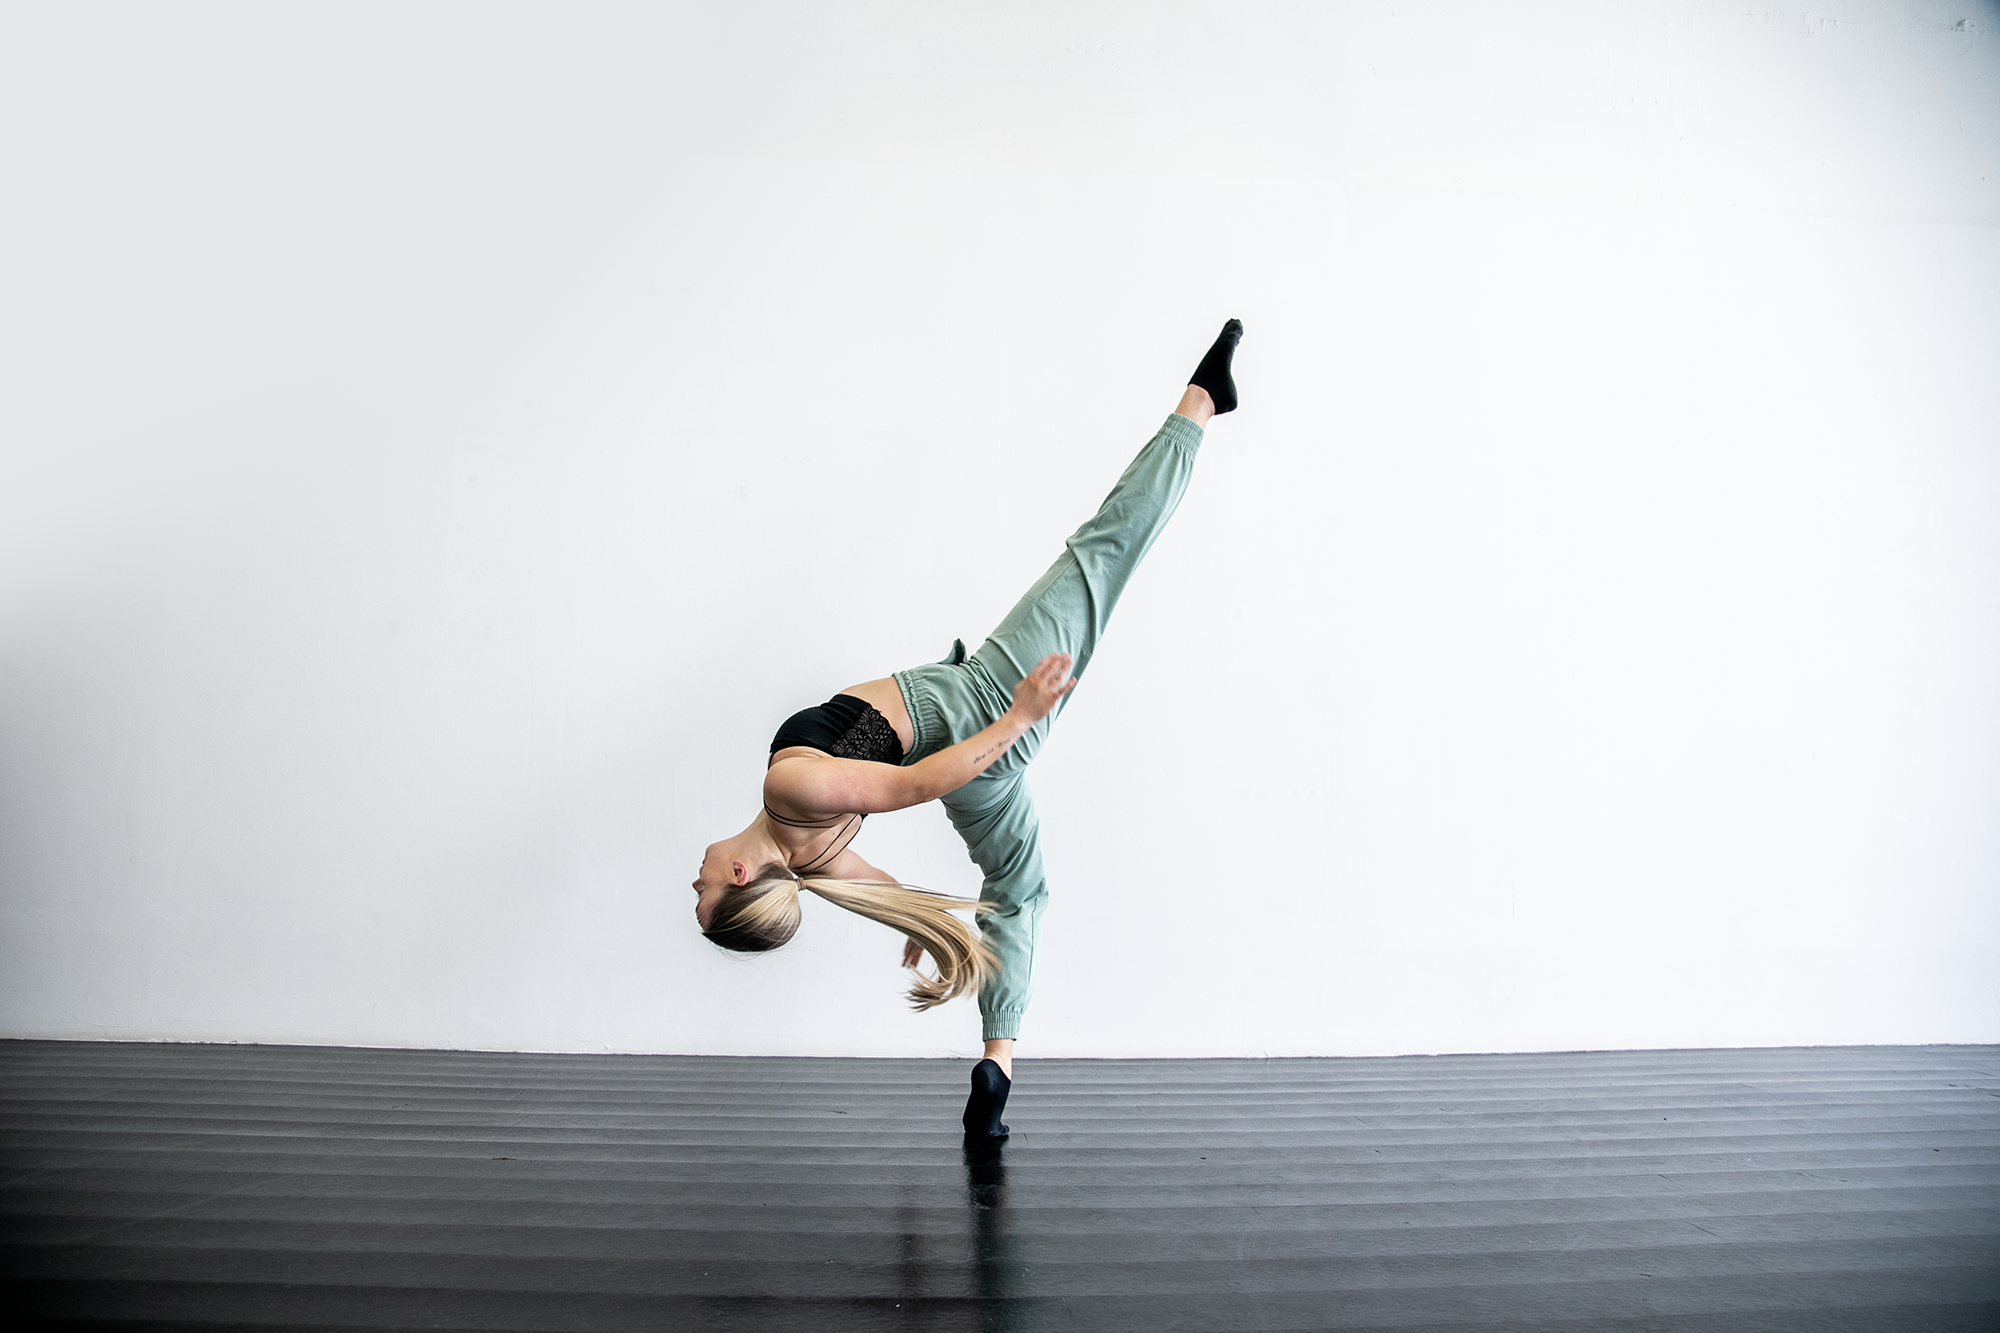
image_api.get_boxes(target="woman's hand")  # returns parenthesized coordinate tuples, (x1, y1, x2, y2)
(1009, 652, 1077, 724)
(833, 653, 1073, 812)
(902, 937, 924, 970)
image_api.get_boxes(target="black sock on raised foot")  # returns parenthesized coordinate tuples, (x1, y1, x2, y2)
(1188, 318, 1244, 415)
(963, 1058, 1011, 1139)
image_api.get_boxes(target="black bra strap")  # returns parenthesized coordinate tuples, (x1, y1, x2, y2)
(795, 813, 863, 874)
(762, 804, 844, 829)
(763, 804, 865, 875)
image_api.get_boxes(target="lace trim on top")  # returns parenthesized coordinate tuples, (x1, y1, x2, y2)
(827, 705, 903, 765)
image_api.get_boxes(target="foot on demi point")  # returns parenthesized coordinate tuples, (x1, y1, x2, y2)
(963, 1058, 1012, 1140)
(1187, 318, 1244, 415)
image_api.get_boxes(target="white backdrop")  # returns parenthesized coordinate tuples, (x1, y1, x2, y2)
(3, 2, 1996, 1058)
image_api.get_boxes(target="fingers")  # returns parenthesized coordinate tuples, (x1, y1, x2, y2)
(1016, 653, 1075, 715)
(901, 938, 923, 969)
(1049, 655, 1076, 696)
(1012, 652, 1077, 721)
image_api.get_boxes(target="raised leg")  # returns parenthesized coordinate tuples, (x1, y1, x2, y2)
(966, 410, 1205, 780)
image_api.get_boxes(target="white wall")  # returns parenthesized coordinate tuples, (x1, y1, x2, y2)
(3, 2, 1996, 1057)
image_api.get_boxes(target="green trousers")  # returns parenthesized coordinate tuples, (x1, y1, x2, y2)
(893, 413, 1205, 1040)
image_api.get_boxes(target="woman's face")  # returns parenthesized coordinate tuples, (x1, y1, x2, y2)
(692, 842, 739, 929)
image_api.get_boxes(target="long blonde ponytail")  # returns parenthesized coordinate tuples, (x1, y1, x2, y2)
(702, 869, 997, 1010)
(802, 878, 997, 1009)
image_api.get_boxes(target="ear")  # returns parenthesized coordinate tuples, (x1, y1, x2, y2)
(731, 859, 752, 886)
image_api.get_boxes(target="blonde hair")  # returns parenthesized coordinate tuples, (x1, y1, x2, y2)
(702, 868, 998, 1010)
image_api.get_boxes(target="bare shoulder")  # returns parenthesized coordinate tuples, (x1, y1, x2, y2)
(762, 753, 836, 820)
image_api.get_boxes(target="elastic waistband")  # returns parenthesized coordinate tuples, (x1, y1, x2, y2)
(894, 654, 1005, 765)
(891, 667, 932, 761)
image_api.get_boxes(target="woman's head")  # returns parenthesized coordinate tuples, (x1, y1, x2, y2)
(699, 869, 999, 1010)
(691, 833, 772, 931)
(696, 863, 800, 952)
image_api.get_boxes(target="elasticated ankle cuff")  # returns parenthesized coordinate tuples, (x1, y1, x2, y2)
(1160, 412, 1205, 452)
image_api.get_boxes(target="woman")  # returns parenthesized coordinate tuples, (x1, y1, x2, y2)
(693, 320, 1243, 1138)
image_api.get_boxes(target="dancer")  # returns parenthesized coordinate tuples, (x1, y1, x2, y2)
(693, 320, 1244, 1138)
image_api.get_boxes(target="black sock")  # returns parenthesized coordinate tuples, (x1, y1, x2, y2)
(963, 1058, 1011, 1139)
(1188, 318, 1244, 415)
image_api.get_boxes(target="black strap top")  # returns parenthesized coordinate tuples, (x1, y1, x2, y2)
(765, 694, 904, 875)
(770, 694, 905, 765)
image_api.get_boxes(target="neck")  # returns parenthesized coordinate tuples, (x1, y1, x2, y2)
(740, 813, 790, 869)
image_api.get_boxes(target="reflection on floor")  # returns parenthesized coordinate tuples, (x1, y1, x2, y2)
(2, 1041, 1996, 1330)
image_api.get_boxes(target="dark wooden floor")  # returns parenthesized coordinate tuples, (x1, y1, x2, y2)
(1, 1041, 1995, 1331)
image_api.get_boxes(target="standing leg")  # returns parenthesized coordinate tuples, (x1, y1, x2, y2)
(949, 770, 1041, 1139)
(945, 773, 1045, 1045)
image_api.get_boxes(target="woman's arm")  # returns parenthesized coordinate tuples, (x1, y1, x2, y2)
(764, 652, 1076, 818)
